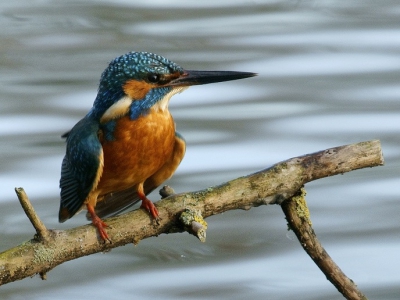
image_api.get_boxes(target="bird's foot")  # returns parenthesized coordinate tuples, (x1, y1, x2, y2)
(87, 204, 111, 243)
(137, 187, 160, 223)
(140, 197, 160, 220)
(140, 198, 159, 219)
(92, 216, 111, 243)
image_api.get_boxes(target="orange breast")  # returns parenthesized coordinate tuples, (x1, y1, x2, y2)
(96, 110, 175, 195)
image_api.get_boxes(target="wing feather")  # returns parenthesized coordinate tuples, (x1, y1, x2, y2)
(59, 117, 103, 222)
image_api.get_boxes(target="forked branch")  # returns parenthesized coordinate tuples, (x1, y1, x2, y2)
(0, 139, 383, 297)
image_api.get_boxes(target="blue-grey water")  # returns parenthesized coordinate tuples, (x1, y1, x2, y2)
(1, 1, 400, 299)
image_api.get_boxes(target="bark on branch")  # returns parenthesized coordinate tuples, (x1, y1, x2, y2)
(0, 140, 383, 295)
(282, 188, 368, 300)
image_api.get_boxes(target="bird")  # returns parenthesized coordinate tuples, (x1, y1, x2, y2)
(58, 51, 256, 242)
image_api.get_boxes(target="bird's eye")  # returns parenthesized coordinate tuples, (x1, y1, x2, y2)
(147, 73, 160, 83)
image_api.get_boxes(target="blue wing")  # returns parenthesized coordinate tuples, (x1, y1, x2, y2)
(59, 117, 103, 222)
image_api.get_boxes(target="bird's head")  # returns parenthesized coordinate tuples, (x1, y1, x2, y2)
(89, 51, 256, 122)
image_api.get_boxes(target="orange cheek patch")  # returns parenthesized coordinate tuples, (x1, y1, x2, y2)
(123, 80, 152, 100)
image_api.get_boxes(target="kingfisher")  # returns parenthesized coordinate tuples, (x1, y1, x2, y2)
(58, 51, 256, 242)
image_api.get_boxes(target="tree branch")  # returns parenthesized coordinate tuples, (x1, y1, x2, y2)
(0, 140, 383, 288)
(282, 188, 368, 300)
(15, 188, 50, 244)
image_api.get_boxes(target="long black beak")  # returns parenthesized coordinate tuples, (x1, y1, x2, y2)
(168, 70, 257, 87)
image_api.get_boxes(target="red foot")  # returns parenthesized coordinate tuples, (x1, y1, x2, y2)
(87, 204, 111, 243)
(138, 194, 159, 219)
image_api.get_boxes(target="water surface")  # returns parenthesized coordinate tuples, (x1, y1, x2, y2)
(1, 1, 399, 299)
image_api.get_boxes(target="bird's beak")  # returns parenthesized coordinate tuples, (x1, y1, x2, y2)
(168, 70, 257, 87)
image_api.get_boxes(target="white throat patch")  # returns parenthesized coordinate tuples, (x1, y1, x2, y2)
(100, 87, 188, 123)
(100, 96, 132, 124)
(152, 87, 189, 112)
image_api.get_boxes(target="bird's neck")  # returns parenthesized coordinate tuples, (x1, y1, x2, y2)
(90, 86, 187, 142)
(88, 88, 125, 121)
(150, 86, 188, 113)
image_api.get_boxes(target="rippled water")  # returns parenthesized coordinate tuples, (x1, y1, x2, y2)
(1, 1, 400, 299)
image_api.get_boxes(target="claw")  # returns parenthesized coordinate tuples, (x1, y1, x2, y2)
(140, 197, 160, 219)
(87, 204, 111, 243)
(137, 188, 160, 220)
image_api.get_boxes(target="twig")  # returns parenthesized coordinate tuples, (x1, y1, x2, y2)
(15, 187, 50, 243)
(281, 188, 368, 300)
(180, 208, 208, 242)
